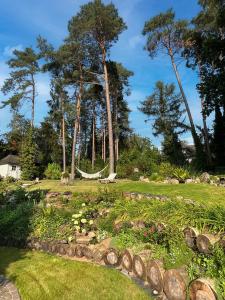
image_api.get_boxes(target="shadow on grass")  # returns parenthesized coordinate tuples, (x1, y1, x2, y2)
(0, 189, 50, 283)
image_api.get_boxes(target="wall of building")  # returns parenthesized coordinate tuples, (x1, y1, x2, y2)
(0, 164, 21, 179)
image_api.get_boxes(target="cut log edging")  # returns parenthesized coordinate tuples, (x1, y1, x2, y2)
(0, 238, 220, 300)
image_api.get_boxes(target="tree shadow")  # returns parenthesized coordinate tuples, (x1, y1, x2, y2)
(0, 189, 50, 292)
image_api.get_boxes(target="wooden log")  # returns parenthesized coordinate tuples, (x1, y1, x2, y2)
(82, 245, 95, 260)
(75, 245, 84, 258)
(103, 248, 121, 267)
(50, 242, 59, 254)
(156, 292, 169, 300)
(92, 246, 107, 263)
(196, 234, 220, 254)
(163, 268, 188, 300)
(67, 245, 76, 257)
(146, 259, 165, 294)
(58, 244, 69, 255)
(133, 250, 151, 280)
(121, 249, 133, 272)
(189, 278, 217, 300)
(183, 227, 198, 249)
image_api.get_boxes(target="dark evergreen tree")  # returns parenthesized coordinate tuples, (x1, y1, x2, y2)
(20, 129, 38, 180)
(139, 81, 187, 165)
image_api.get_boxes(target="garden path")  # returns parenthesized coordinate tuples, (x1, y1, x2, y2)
(0, 275, 20, 300)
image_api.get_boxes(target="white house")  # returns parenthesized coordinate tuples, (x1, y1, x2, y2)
(0, 155, 21, 179)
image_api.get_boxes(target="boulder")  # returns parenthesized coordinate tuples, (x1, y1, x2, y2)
(168, 178, 179, 185)
(185, 178, 193, 184)
(140, 176, 150, 183)
(200, 172, 210, 183)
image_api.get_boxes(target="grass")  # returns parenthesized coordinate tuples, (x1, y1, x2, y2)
(28, 179, 225, 207)
(0, 247, 150, 300)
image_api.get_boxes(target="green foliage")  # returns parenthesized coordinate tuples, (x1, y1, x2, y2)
(32, 207, 72, 240)
(117, 135, 161, 178)
(0, 202, 35, 242)
(188, 246, 225, 298)
(139, 81, 187, 166)
(172, 167, 190, 182)
(44, 163, 62, 179)
(0, 47, 40, 126)
(71, 203, 97, 235)
(158, 162, 175, 178)
(20, 129, 38, 180)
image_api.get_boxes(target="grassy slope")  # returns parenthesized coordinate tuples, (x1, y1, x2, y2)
(29, 180, 225, 207)
(0, 247, 150, 300)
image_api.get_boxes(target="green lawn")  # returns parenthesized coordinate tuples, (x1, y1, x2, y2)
(29, 180, 225, 207)
(0, 247, 150, 300)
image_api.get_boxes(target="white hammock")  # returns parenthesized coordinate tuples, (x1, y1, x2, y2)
(76, 165, 108, 179)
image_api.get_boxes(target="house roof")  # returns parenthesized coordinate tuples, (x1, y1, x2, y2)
(0, 155, 20, 166)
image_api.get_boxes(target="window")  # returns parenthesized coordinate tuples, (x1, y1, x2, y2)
(11, 165, 16, 171)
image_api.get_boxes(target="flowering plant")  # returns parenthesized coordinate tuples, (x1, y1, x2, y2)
(71, 203, 98, 234)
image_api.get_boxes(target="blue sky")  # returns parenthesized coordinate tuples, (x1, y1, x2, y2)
(0, 0, 211, 147)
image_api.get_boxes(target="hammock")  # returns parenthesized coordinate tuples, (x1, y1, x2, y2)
(76, 165, 108, 179)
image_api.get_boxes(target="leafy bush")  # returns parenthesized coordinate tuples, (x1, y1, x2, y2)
(4, 176, 16, 183)
(149, 172, 164, 181)
(172, 167, 190, 182)
(158, 162, 175, 178)
(117, 135, 161, 178)
(44, 163, 62, 180)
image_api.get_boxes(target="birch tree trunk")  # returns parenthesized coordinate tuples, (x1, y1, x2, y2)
(102, 47, 115, 174)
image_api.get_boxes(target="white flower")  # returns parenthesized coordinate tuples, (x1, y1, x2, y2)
(82, 229, 86, 234)
(82, 203, 86, 207)
(68, 236, 73, 242)
(89, 220, 94, 225)
(74, 220, 79, 225)
(75, 226, 80, 231)
(81, 218, 87, 224)
(79, 211, 83, 215)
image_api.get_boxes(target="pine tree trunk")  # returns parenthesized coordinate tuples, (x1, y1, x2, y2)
(198, 65, 213, 167)
(31, 74, 35, 128)
(61, 95, 66, 173)
(92, 109, 96, 170)
(102, 48, 114, 174)
(71, 79, 82, 180)
(77, 122, 81, 168)
(169, 51, 198, 146)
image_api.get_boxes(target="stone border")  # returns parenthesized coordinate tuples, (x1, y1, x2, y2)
(0, 275, 20, 300)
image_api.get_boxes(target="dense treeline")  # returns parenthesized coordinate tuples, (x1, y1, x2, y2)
(0, 0, 224, 179)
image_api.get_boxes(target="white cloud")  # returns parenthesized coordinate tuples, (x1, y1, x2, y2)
(3, 44, 23, 57)
(127, 89, 147, 111)
(128, 35, 145, 49)
(182, 136, 194, 145)
(36, 80, 50, 98)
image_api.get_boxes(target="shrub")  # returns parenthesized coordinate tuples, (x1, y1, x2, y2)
(4, 176, 16, 183)
(149, 172, 164, 181)
(158, 162, 175, 178)
(44, 163, 61, 180)
(172, 167, 190, 182)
